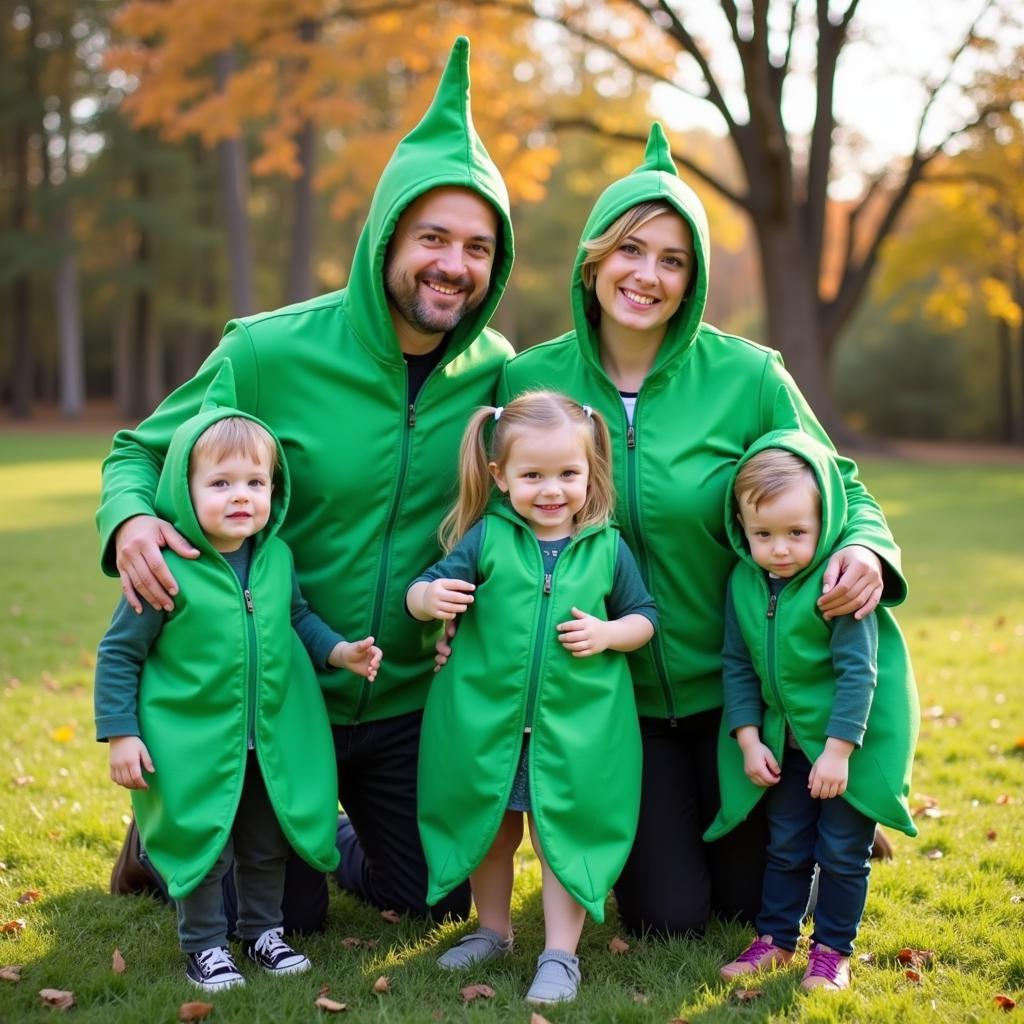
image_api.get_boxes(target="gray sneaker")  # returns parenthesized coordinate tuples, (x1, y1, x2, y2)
(437, 927, 513, 970)
(525, 948, 581, 1004)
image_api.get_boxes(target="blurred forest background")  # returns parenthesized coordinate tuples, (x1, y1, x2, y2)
(2, 0, 1023, 443)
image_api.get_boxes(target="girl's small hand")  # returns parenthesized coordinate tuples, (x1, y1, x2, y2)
(808, 742, 852, 799)
(556, 607, 609, 657)
(109, 735, 154, 790)
(330, 636, 383, 681)
(434, 618, 458, 673)
(423, 579, 476, 621)
(741, 741, 781, 787)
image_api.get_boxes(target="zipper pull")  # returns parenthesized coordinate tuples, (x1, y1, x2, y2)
(408, 403, 416, 428)
(766, 593, 777, 619)
(543, 573, 552, 595)
(626, 424, 636, 449)
(244, 589, 254, 614)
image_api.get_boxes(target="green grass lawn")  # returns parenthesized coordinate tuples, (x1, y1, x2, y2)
(1, 435, 1022, 1022)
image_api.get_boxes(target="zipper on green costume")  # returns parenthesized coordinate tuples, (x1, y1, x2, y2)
(762, 581, 785, 715)
(523, 548, 558, 732)
(243, 587, 259, 750)
(622, 402, 677, 723)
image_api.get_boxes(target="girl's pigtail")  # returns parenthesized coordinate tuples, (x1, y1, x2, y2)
(438, 406, 497, 552)
(576, 406, 616, 530)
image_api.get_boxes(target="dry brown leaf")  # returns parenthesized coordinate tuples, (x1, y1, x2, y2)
(1, 919, 26, 934)
(372, 975, 390, 993)
(314, 995, 348, 1012)
(530, 1014, 553, 1024)
(317, 983, 331, 997)
(632, 991, 650, 1003)
(178, 1001, 214, 1021)
(897, 948, 935, 968)
(996, 794, 1014, 805)
(669, 1019, 692, 1023)
(340, 937, 362, 948)
(112, 948, 126, 974)
(12, 776, 34, 787)
(994, 994, 1017, 1010)
(459, 983, 495, 1002)
(39, 988, 75, 1009)
(733, 988, 763, 1001)
(16, 891, 41, 905)
(379, 909, 401, 924)
(925, 848, 944, 860)
(857, 952, 875, 964)
(365, 940, 377, 949)
(904, 968, 922, 983)
(987, 830, 998, 841)
(0, 965, 22, 983)
(608, 935, 630, 954)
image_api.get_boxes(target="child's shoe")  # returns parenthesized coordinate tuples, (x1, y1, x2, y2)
(720, 935, 794, 980)
(437, 927, 513, 970)
(525, 949, 581, 1004)
(800, 942, 851, 991)
(242, 927, 310, 975)
(185, 946, 245, 991)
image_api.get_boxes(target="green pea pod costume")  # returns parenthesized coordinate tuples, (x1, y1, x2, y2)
(417, 509, 642, 921)
(131, 361, 340, 899)
(704, 429, 919, 841)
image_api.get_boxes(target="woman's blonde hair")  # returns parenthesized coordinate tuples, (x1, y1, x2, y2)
(191, 416, 278, 475)
(439, 390, 615, 552)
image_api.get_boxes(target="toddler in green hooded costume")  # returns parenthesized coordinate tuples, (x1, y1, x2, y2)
(94, 362, 381, 992)
(706, 429, 918, 993)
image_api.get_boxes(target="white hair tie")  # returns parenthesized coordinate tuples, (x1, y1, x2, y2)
(493, 406, 504, 421)
(582, 404, 593, 419)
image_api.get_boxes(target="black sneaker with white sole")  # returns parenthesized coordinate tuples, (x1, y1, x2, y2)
(185, 946, 245, 991)
(243, 927, 311, 975)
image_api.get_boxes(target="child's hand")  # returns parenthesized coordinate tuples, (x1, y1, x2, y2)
(421, 579, 476, 621)
(109, 736, 154, 790)
(740, 739, 781, 787)
(330, 636, 383, 681)
(556, 607, 610, 657)
(808, 739, 854, 799)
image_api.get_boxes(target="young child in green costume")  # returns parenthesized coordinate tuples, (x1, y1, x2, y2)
(706, 429, 918, 992)
(94, 362, 381, 992)
(406, 390, 656, 1005)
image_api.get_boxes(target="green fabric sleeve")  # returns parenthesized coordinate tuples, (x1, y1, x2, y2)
(721, 581, 764, 735)
(96, 323, 260, 576)
(93, 599, 165, 740)
(759, 352, 906, 605)
(609, 537, 657, 629)
(826, 610, 879, 747)
(290, 566, 346, 670)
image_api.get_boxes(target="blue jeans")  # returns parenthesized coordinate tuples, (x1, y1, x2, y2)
(755, 747, 875, 956)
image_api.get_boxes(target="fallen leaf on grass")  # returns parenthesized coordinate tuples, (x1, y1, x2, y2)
(50, 725, 75, 743)
(179, 1001, 214, 1020)
(1015, 737, 1024, 750)
(994, 994, 1016, 1011)
(632, 991, 649, 1003)
(314, 996, 348, 1012)
(1012, 895, 1023, 904)
(530, 1014, 553, 1024)
(372, 975, 390, 994)
(904, 969, 922, 983)
(112, 948, 126, 974)
(857, 952, 875, 964)
(987, 830, 998, 841)
(925, 848, 944, 860)
(39, 988, 75, 1009)
(16, 891, 40, 905)
(608, 935, 630, 954)
(460, 983, 495, 1002)
(379, 909, 401, 924)
(1, 919, 26, 935)
(0, 965, 22, 983)
(996, 794, 1014, 805)
(340, 937, 363, 948)
(12, 776, 34, 787)
(897, 948, 935, 968)
(317, 984, 330, 997)
(733, 989, 763, 1002)
(669, 1019, 692, 1023)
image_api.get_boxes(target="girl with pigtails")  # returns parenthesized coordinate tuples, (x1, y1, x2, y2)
(405, 390, 656, 1006)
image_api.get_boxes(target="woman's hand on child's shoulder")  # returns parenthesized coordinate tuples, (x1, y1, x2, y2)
(109, 736, 155, 790)
(330, 637, 383, 681)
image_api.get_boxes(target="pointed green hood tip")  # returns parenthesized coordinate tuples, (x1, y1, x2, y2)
(199, 358, 238, 413)
(345, 35, 514, 364)
(635, 121, 678, 177)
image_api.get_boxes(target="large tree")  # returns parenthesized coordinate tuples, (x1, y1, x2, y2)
(487, 0, 1023, 433)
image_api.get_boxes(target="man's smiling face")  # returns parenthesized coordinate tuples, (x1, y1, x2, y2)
(384, 186, 498, 351)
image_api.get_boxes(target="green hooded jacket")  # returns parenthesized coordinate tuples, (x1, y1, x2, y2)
(97, 38, 514, 724)
(502, 123, 904, 721)
(130, 362, 340, 899)
(704, 430, 918, 839)
(417, 508, 642, 921)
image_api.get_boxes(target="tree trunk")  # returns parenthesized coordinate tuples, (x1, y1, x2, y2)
(286, 116, 316, 304)
(113, 301, 132, 418)
(54, 200, 84, 418)
(215, 50, 256, 317)
(9, 116, 33, 419)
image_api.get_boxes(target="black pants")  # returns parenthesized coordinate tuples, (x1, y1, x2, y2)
(281, 709, 471, 929)
(612, 709, 768, 938)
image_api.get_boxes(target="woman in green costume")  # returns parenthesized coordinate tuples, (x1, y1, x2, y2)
(407, 391, 657, 1005)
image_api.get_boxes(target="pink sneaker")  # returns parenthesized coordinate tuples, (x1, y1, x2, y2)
(720, 935, 794, 980)
(800, 942, 851, 991)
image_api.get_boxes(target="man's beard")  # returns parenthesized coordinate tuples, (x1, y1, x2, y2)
(385, 266, 484, 335)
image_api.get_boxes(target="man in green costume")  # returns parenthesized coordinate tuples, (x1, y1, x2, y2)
(97, 37, 513, 927)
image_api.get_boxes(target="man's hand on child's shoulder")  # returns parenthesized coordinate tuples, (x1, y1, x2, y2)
(109, 735, 155, 790)
(330, 636, 383, 681)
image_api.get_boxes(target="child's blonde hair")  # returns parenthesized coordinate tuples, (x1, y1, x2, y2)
(190, 417, 278, 475)
(439, 390, 615, 552)
(734, 448, 820, 513)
